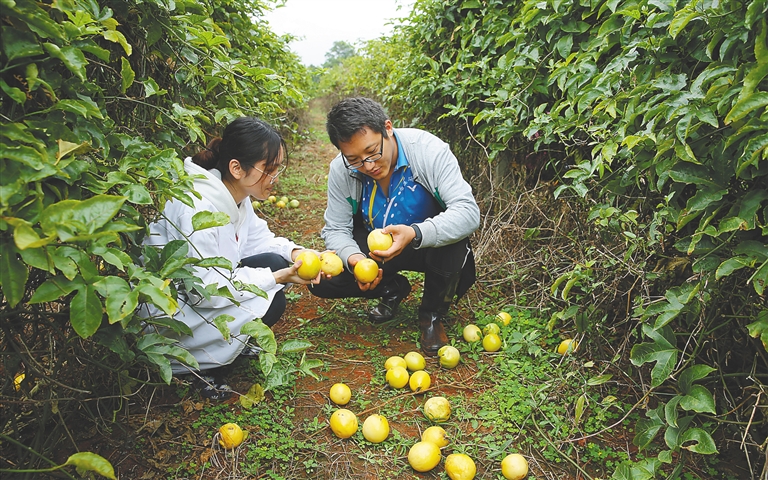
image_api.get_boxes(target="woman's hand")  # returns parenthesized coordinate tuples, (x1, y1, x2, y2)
(274, 257, 321, 285)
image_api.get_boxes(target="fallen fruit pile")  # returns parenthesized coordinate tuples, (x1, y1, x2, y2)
(321, 308, 545, 479)
(212, 307, 580, 478)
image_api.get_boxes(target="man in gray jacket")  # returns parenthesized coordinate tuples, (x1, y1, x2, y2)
(309, 97, 480, 356)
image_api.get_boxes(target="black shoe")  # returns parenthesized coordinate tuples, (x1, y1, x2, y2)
(418, 311, 448, 356)
(368, 278, 411, 323)
(193, 374, 233, 401)
(240, 344, 263, 358)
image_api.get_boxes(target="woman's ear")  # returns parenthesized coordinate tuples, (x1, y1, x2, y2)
(228, 159, 244, 179)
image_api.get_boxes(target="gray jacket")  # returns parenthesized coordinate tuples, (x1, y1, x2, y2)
(322, 128, 481, 269)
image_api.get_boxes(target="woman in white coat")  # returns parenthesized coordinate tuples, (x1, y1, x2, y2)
(144, 116, 319, 399)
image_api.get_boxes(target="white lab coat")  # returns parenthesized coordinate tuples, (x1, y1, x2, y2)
(143, 159, 300, 373)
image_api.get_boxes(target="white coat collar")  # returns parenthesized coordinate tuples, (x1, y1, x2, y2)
(184, 158, 249, 235)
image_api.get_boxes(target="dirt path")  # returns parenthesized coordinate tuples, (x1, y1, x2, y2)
(263, 100, 494, 479)
(102, 100, 525, 480)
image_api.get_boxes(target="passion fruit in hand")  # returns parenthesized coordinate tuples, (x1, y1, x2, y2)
(353, 258, 379, 283)
(367, 228, 393, 252)
(295, 250, 321, 280)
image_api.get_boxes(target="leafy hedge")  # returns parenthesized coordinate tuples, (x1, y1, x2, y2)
(332, 0, 767, 476)
(0, 0, 309, 472)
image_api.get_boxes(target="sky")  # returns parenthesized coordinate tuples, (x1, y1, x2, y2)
(262, 0, 416, 66)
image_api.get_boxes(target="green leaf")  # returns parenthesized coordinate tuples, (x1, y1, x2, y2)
(160, 239, 189, 264)
(664, 396, 681, 427)
(264, 360, 293, 391)
(29, 276, 77, 303)
(136, 282, 177, 316)
(664, 416, 694, 451)
(298, 358, 323, 380)
(70, 284, 103, 338)
(163, 345, 199, 370)
(144, 352, 173, 384)
(239, 383, 265, 408)
(143, 77, 167, 98)
(725, 92, 768, 124)
(679, 384, 716, 414)
(746, 310, 768, 350)
(19, 246, 54, 273)
(280, 339, 313, 353)
(93, 276, 136, 323)
(241, 320, 277, 354)
(137, 333, 178, 350)
(144, 316, 194, 337)
(0, 239, 28, 307)
(630, 324, 678, 387)
(574, 393, 587, 426)
(2, 143, 47, 169)
(715, 257, 750, 280)
(119, 184, 152, 204)
(213, 314, 235, 341)
(587, 374, 613, 386)
(737, 133, 768, 176)
(13, 221, 53, 249)
(668, 163, 720, 189)
(634, 407, 664, 450)
(678, 364, 715, 394)
(0, 78, 26, 104)
(680, 428, 718, 454)
(64, 452, 116, 480)
(748, 260, 768, 295)
(51, 249, 79, 280)
(120, 56, 134, 93)
(74, 195, 127, 233)
(102, 29, 132, 55)
(158, 256, 195, 278)
(196, 257, 232, 269)
(233, 280, 268, 298)
(259, 351, 278, 377)
(1, 28, 44, 61)
(57, 139, 91, 160)
(191, 210, 230, 230)
(658, 449, 673, 463)
(668, 5, 701, 39)
(42, 43, 88, 81)
(612, 460, 659, 480)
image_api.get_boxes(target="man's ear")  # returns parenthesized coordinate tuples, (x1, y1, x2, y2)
(229, 159, 244, 179)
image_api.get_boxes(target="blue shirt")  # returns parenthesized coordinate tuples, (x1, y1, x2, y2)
(360, 133, 442, 231)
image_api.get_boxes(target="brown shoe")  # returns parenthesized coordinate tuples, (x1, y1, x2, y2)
(418, 311, 448, 356)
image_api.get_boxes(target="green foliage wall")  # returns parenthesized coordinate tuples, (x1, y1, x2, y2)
(0, 0, 308, 470)
(333, 0, 768, 476)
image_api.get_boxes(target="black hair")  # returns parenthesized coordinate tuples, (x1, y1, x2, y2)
(326, 97, 389, 148)
(191, 116, 286, 180)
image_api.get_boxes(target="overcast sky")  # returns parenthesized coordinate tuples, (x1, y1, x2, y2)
(262, 0, 416, 66)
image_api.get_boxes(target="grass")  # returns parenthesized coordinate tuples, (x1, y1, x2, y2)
(167, 294, 640, 479)
(92, 101, 661, 480)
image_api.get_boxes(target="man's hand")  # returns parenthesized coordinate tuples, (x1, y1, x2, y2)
(348, 253, 383, 291)
(368, 224, 417, 263)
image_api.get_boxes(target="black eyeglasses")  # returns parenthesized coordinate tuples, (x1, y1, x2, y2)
(341, 133, 384, 170)
(253, 164, 286, 184)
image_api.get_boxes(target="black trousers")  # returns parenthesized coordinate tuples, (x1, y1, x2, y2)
(309, 219, 476, 303)
(240, 253, 288, 327)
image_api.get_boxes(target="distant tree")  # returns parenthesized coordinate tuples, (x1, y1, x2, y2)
(323, 41, 357, 68)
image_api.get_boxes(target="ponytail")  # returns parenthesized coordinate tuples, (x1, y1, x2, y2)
(191, 137, 223, 169)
